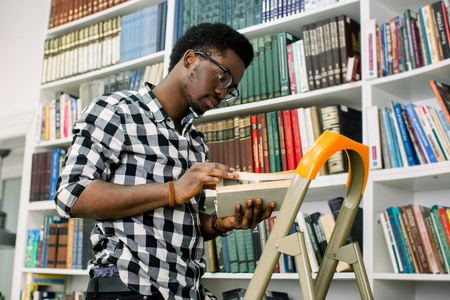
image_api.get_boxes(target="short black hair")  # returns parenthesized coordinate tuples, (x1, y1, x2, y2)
(168, 23, 253, 72)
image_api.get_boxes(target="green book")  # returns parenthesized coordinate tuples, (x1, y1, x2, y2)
(226, 231, 240, 273)
(272, 112, 282, 172)
(266, 112, 277, 172)
(277, 32, 298, 95)
(246, 60, 255, 103)
(244, 229, 256, 272)
(251, 38, 261, 101)
(215, 236, 225, 272)
(271, 34, 281, 98)
(258, 36, 268, 100)
(264, 35, 275, 99)
(305, 214, 323, 265)
(431, 205, 450, 271)
(235, 230, 248, 272)
(240, 70, 248, 104)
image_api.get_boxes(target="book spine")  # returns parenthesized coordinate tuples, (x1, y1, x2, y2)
(365, 19, 378, 80)
(386, 206, 413, 273)
(393, 103, 420, 166)
(413, 205, 440, 273)
(276, 111, 288, 171)
(433, 2, 450, 59)
(286, 43, 297, 95)
(301, 24, 316, 91)
(404, 205, 431, 273)
(251, 115, 261, 173)
(278, 32, 293, 96)
(405, 103, 437, 163)
(379, 211, 401, 273)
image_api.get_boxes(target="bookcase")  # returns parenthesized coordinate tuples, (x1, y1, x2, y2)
(11, 0, 450, 299)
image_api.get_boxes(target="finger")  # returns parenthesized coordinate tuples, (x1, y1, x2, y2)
(250, 198, 263, 228)
(234, 204, 243, 224)
(236, 199, 253, 230)
(260, 201, 276, 220)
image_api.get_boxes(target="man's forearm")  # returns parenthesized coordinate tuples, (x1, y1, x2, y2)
(69, 179, 171, 219)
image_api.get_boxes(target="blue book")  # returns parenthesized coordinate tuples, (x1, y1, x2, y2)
(221, 236, 231, 273)
(49, 148, 65, 200)
(405, 103, 437, 163)
(418, 8, 431, 65)
(244, 229, 256, 272)
(380, 107, 402, 168)
(392, 103, 420, 166)
(254, 0, 262, 24)
(283, 224, 297, 273)
(235, 230, 248, 272)
(226, 232, 239, 273)
(386, 207, 413, 273)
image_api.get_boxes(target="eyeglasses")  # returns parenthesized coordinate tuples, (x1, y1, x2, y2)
(194, 51, 239, 103)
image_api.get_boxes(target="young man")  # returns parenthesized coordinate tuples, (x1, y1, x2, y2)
(55, 23, 275, 299)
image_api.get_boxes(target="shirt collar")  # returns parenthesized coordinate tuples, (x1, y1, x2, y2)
(139, 82, 200, 131)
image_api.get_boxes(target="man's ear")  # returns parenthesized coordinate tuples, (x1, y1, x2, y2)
(183, 50, 196, 68)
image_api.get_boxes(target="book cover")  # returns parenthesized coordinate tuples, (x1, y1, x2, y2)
(289, 109, 303, 165)
(386, 206, 414, 273)
(296, 211, 319, 273)
(405, 103, 437, 163)
(25, 229, 40, 268)
(282, 110, 296, 170)
(364, 19, 378, 80)
(309, 212, 328, 257)
(430, 205, 450, 271)
(429, 80, 450, 125)
(206, 239, 219, 273)
(392, 102, 421, 166)
(379, 211, 401, 273)
(365, 105, 383, 169)
(215, 170, 295, 218)
(277, 32, 297, 96)
(337, 15, 361, 82)
(286, 43, 297, 94)
(301, 24, 316, 91)
(56, 222, 69, 269)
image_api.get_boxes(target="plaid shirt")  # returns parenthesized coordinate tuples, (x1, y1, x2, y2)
(55, 83, 215, 299)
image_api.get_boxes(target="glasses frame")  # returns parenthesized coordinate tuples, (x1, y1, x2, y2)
(194, 51, 239, 103)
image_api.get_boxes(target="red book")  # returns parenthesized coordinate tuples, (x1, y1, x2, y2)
(286, 44, 297, 95)
(290, 109, 303, 166)
(256, 114, 265, 173)
(259, 113, 271, 173)
(276, 111, 288, 171)
(244, 116, 254, 173)
(429, 80, 450, 125)
(438, 207, 450, 246)
(233, 117, 241, 171)
(251, 115, 261, 173)
(239, 117, 248, 172)
(282, 110, 296, 170)
(267, 216, 280, 273)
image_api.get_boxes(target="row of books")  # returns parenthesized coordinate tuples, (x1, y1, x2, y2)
(177, 0, 341, 39)
(42, 2, 167, 84)
(42, 16, 121, 84)
(25, 214, 95, 270)
(219, 15, 360, 107)
(365, 1, 450, 80)
(29, 149, 66, 202)
(120, 2, 167, 62)
(48, 0, 129, 29)
(197, 104, 361, 175)
(379, 204, 450, 274)
(366, 80, 450, 170)
(38, 61, 164, 143)
(37, 93, 80, 143)
(222, 288, 289, 300)
(205, 196, 362, 274)
(21, 273, 85, 300)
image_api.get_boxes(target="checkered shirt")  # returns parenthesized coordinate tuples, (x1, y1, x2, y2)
(55, 83, 216, 299)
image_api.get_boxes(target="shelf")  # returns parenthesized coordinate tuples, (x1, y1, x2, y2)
(202, 271, 356, 280)
(22, 267, 88, 276)
(200, 82, 362, 123)
(28, 200, 56, 212)
(41, 51, 165, 96)
(369, 59, 450, 102)
(369, 161, 450, 192)
(241, 0, 361, 39)
(46, 0, 166, 39)
(373, 272, 450, 282)
(35, 137, 73, 149)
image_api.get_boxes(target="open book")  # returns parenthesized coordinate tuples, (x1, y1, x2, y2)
(214, 171, 296, 218)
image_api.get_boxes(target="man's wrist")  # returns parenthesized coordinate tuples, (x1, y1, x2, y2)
(211, 214, 233, 237)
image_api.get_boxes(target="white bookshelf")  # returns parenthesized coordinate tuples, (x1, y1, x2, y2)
(11, 0, 450, 299)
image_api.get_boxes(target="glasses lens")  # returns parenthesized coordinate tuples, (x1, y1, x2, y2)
(218, 72, 233, 89)
(225, 87, 239, 103)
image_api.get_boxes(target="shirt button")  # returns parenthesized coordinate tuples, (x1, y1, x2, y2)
(143, 296, 148, 300)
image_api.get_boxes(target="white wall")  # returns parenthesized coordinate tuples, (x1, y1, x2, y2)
(0, 0, 50, 141)
(0, 1, 50, 299)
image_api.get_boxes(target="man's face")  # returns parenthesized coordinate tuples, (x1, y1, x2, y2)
(183, 49, 245, 116)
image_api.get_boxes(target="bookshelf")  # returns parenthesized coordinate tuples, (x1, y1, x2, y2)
(11, 0, 450, 299)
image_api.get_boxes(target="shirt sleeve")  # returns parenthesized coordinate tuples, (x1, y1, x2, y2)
(54, 96, 127, 218)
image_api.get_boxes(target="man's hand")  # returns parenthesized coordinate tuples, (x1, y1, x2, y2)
(173, 162, 238, 204)
(216, 198, 276, 232)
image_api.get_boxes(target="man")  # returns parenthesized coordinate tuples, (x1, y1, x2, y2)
(55, 22, 275, 299)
